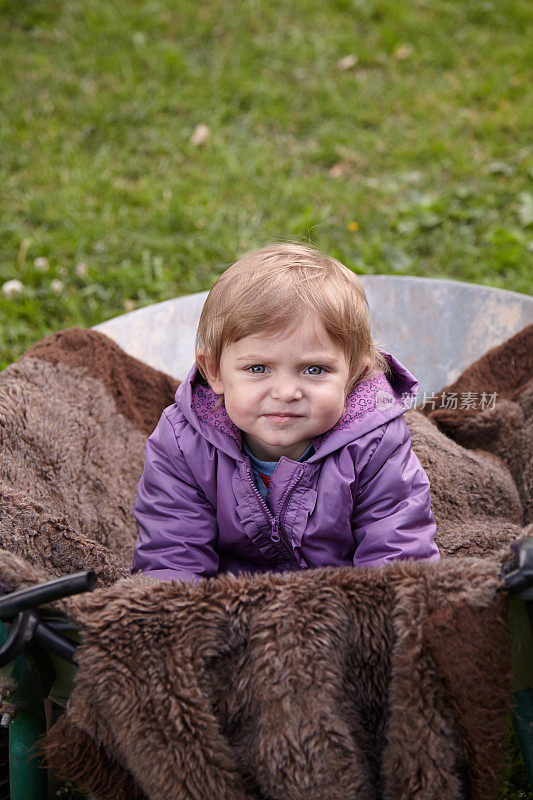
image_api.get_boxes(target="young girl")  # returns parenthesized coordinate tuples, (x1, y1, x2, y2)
(132, 243, 439, 583)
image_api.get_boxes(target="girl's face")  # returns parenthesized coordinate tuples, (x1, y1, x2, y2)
(198, 315, 368, 461)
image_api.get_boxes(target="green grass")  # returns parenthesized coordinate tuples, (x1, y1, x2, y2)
(1, 0, 531, 367)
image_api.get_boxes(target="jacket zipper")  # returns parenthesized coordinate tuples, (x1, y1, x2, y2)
(278, 470, 302, 541)
(244, 461, 299, 565)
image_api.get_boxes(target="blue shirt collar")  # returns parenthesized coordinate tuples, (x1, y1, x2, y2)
(242, 439, 314, 475)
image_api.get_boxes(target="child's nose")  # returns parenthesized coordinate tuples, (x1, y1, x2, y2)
(271, 377, 303, 402)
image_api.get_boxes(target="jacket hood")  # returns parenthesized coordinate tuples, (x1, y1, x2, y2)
(174, 351, 418, 461)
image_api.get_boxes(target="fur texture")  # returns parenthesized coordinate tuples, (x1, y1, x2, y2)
(42, 561, 510, 800)
(0, 356, 147, 581)
(0, 326, 530, 799)
(421, 324, 533, 524)
(22, 327, 179, 436)
(406, 409, 523, 557)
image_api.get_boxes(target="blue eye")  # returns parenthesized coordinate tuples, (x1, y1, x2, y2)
(246, 364, 326, 375)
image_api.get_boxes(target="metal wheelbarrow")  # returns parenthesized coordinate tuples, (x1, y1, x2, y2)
(0, 275, 532, 799)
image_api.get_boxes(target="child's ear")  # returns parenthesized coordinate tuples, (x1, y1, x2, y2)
(354, 356, 372, 382)
(196, 349, 223, 394)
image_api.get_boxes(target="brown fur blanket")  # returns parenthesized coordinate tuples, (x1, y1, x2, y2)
(0, 324, 531, 799)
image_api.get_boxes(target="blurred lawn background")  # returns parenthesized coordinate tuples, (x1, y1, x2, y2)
(1, 0, 532, 369)
(0, 2, 532, 795)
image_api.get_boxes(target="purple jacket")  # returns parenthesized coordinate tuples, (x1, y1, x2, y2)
(132, 352, 439, 583)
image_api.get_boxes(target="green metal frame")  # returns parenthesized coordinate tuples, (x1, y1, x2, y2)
(0, 621, 46, 799)
(509, 596, 533, 786)
(0, 622, 79, 800)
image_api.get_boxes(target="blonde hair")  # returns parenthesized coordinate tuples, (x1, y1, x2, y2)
(195, 242, 389, 396)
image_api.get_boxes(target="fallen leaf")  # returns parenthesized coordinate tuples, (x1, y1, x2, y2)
(393, 43, 413, 60)
(401, 171, 422, 185)
(396, 220, 417, 235)
(518, 192, 533, 227)
(132, 31, 146, 47)
(329, 162, 346, 177)
(190, 124, 210, 146)
(486, 161, 514, 176)
(337, 54, 358, 70)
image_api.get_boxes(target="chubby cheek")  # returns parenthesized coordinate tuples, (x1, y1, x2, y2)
(225, 387, 258, 426)
(324, 402, 346, 428)
(316, 386, 347, 421)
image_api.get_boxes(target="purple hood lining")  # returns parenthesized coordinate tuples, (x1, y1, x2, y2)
(178, 350, 419, 461)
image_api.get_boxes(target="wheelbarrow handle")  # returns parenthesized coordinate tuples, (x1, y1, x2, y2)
(504, 538, 533, 596)
(0, 610, 39, 667)
(0, 570, 97, 620)
(32, 617, 78, 663)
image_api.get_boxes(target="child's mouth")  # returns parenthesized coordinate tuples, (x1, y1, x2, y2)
(263, 414, 300, 423)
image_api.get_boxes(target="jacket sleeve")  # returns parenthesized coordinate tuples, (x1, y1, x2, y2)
(131, 411, 219, 583)
(351, 415, 440, 568)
